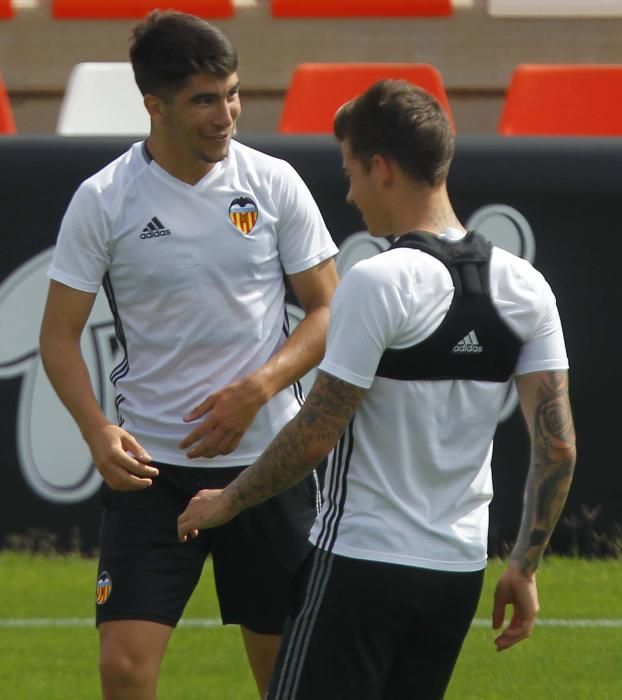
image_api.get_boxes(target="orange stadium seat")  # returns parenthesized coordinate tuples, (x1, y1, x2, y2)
(0, 0, 14, 19)
(0, 72, 16, 134)
(499, 64, 622, 136)
(279, 63, 454, 134)
(272, 0, 452, 18)
(52, 0, 234, 19)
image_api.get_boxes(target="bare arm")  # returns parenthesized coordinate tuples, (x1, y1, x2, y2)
(180, 257, 339, 458)
(493, 369, 576, 650)
(177, 370, 366, 539)
(39, 281, 158, 490)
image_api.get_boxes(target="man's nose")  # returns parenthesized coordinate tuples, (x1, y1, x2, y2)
(213, 101, 234, 128)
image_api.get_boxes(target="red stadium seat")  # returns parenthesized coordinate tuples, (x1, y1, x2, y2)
(0, 72, 16, 134)
(52, 0, 234, 19)
(272, 0, 452, 18)
(279, 63, 454, 134)
(499, 64, 622, 136)
(0, 0, 14, 19)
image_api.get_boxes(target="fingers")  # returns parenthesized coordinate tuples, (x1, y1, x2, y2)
(177, 489, 231, 541)
(123, 434, 153, 464)
(181, 425, 242, 458)
(178, 421, 210, 450)
(494, 614, 536, 651)
(177, 512, 200, 542)
(103, 464, 156, 491)
(179, 415, 222, 451)
(100, 434, 159, 490)
(179, 383, 260, 456)
(112, 448, 159, 481)
(183, 394, 218, 423)
(492, 599, 505, 631)
(178, 524, 200, 543)
(177, 497, 207, 541)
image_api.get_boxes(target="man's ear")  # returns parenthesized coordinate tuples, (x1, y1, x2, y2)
(144, 93, 166, 120)
(370, 153, 393, 186)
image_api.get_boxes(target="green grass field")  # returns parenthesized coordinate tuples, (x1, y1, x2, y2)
(0, 553, 620, 699)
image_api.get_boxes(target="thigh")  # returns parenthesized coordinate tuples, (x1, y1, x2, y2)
(268, 550, 406, 700)
(96, 472, 211, 627)
(383, 568, 485, 700)
(210, 473, 318, 634)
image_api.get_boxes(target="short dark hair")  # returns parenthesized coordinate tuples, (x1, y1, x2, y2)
(130, 10, 238, 98)
(333, 79, 454, 187)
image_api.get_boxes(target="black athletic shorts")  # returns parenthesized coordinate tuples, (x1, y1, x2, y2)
(95, 463, 318, 634)
(268, 548, 485, 700)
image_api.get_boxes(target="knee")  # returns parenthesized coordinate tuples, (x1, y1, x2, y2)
(99, 645, 155, 695)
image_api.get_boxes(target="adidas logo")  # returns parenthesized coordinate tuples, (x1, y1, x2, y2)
(452, 330, 483, 354)
(140, 216, 171, 239)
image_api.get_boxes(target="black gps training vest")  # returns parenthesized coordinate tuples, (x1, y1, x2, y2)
(375, 231, 522, 383)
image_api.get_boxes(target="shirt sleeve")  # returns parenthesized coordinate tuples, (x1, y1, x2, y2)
(273, 161, 338, 275)
(515, 273, 568, 374)
(514, 283, 569, 375)
(47, 183, 110, 293)
(319, 258, 409, 388)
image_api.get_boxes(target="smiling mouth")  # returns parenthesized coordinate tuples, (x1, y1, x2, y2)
(207, 133, 230, 142)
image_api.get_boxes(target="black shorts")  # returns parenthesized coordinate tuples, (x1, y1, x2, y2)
(268, 548, 484, 700)
(95, 463, 318, 634)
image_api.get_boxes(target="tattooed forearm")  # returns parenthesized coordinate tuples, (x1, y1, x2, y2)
(512, 371, 576, 575)
(226, 371, 367, 513)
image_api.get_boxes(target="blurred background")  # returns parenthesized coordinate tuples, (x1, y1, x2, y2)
(2, 0, 622, 136)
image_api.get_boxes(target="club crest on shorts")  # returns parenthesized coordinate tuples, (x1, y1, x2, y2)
(96, 571, 112, 605)
(229, 196, 258, 235)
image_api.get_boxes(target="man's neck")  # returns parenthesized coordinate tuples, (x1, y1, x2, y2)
(390, 184, 465, 238)
(146, 136, 217, 186)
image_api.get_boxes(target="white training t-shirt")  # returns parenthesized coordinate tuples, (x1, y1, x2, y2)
(48, 140, 338, 467)
(311, 234, 568, 571)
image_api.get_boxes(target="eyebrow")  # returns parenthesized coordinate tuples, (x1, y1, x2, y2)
(189, 82, 241, 103)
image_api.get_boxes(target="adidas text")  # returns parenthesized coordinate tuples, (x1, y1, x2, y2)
(140, 229, 171, 239)
(452, 343, 483, 354)
(452, 330, 483, 354)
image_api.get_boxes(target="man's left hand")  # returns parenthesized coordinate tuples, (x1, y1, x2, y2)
(179, 376, 266, 458)
(492, 563, 540, 651)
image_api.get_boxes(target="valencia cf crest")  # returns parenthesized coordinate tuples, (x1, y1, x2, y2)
(96, 571, 112, 606)
(229, 196, 258, 235)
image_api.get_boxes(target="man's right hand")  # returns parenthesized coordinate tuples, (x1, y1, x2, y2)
(86, 424, 158, 490)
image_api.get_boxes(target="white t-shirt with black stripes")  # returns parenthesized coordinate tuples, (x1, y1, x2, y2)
(311, 235, 568, 572)
(48, 139, 337, 468)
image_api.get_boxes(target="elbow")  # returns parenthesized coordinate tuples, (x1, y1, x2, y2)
(39, 325, 52, 365)
(308, 442, 334, 468)
(557, 444, 577, 477)
(38, 324, 76, 371)
(566, 445, 577, 470)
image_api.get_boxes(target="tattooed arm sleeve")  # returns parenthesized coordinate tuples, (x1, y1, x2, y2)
(511, 370, 577, 575)
(224, 370, 367, 514)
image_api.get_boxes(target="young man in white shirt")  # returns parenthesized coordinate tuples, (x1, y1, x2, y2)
(178, 79, 576, 699)
(39, 10, 338, 699)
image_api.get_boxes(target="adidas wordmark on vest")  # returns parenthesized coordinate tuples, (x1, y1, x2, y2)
(453, 330, 483, 354)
